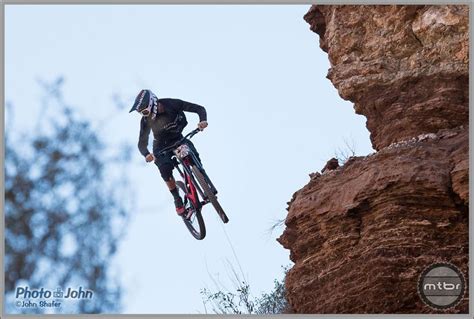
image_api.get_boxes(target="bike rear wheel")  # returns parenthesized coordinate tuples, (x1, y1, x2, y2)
(176, 181, 206, 240)
(190, 166, 229, 223)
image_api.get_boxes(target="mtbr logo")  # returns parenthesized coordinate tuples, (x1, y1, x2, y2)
(423, 281, 461, 291)
(418, 262, 465, 310)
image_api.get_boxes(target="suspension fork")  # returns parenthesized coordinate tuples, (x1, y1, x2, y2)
(189, 152, 218, 195)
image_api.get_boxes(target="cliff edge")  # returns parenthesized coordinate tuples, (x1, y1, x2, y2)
(278, 5, 469, 313)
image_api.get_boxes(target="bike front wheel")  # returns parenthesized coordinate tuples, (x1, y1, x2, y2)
(176, 181, 206, 240)
(190, 166, 229, 223)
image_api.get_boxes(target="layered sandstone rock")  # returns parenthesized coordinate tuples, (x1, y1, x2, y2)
(304, 5, 468, 151)
(278, 5, 469, 314)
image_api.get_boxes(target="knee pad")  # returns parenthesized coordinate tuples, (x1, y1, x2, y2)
(158, 163, 174, 181)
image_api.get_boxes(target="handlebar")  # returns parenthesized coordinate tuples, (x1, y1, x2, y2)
(156, 128, 201, 156)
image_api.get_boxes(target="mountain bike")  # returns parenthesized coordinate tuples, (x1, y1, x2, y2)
(157, 128, 229, 240)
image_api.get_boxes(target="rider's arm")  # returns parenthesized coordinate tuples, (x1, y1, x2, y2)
(171, 99, 207, 122)
(138, 117, 151, 157)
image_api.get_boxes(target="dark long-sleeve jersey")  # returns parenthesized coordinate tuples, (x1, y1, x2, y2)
(138, 98, 207, 156)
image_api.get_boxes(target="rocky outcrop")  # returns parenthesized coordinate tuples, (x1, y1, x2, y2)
(304, 5, 468, 151)
(278, 5, 468, 314)
(321, 158, 339, 173)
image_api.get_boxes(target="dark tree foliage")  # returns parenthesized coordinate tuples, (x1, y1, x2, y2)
(5, 79, 131, 313)
(201, 265, 291, 314)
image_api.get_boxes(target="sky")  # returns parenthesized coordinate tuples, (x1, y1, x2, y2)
(5, 5, 374, 314)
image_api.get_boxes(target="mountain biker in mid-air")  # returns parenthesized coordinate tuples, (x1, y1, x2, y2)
(129, 89, 208, 215)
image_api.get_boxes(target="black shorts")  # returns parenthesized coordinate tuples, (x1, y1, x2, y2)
(153, 139, 200, 181)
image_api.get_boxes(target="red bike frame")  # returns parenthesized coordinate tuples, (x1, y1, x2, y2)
(181, 157, 201, 210)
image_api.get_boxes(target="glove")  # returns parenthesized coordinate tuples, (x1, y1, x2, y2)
(145, 153, 155, 162)
(198, 121, 208, 131)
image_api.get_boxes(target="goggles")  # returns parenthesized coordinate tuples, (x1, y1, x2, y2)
(139, 105, 152, 117)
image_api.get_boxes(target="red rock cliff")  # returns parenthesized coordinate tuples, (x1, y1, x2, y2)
(278, 5, 469, 313)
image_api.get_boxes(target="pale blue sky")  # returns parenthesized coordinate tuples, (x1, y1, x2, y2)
(6, 5, 373, 314)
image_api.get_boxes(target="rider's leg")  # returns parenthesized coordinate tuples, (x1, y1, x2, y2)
(165, 176, 177, 190)
(166, 177, 185, 214)
(155, 156, 185, 214)
(166, 177, 182, 203)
